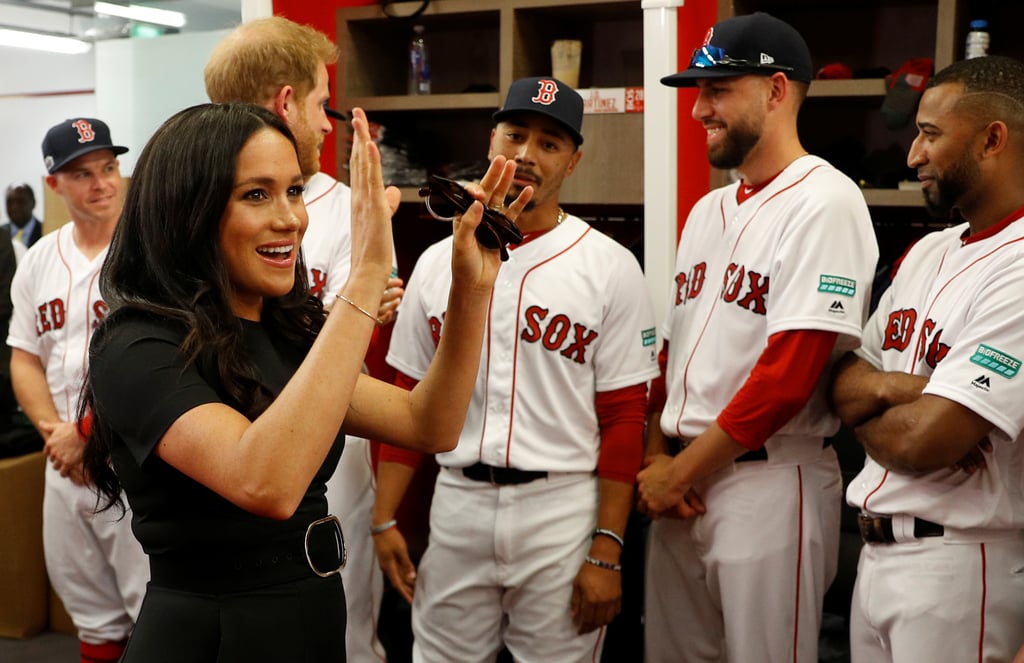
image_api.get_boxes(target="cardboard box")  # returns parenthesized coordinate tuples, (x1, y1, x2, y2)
(0, 452, 47, 638)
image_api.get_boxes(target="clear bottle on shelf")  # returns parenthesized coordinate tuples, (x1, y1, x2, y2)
(408, 24, 431, 95)
(965, 19, 990, 59)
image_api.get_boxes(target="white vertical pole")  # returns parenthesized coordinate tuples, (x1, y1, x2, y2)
(240, 0, 273, 22)
(641, 0, 684, 331)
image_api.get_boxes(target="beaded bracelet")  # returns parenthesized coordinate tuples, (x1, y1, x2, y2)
(336, 293, 383, 326)
(592, 528, 625, 549)
(369, 519, 398, 535)
(584, 556, 622, 573)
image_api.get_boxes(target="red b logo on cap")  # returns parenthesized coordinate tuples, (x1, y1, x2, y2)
(71, 119, 96, 144)
(531, 79, 559, 106)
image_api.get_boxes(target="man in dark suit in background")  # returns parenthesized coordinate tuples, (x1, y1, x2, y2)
(4, 183, 43, 250)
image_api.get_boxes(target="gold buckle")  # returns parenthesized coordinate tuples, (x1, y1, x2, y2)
(304, 515, 347, 577)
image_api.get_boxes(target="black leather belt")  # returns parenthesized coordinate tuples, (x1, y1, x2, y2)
(462, 462, 547, 486)
(857, 513, 944, 544)
(665, 437, 830, 462)
(149, 515, 346, 594)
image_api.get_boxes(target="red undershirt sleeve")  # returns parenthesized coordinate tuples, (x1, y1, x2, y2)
(596, 383, 649, 483)
(376, 371, 425, 470)
(646, 341, 669, 416)
(717, 329, 838, 451)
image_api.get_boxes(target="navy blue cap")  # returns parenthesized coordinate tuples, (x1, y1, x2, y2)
(493, 77, 584, 145)
(42, 117, 128, 174)
(661, 12, 813, 88)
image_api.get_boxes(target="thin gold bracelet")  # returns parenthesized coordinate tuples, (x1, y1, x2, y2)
(335, 293, 383, 326)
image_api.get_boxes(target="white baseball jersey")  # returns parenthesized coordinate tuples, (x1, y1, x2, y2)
(8, 225, 108, 420)
(302, 172, 353, 301)
(7, 224, 148, 644)
(302, 170, 387, 662)
(848, 218, 1024, 530)
(646, 155, 877, 663)
(659, 155, 879, 446)
(387, 214, 659, 472)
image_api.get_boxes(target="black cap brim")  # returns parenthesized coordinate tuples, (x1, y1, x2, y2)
(492, 108, 584, 146)
(325, 106, 348, 121)
(48, 144, 129, 174)
(661, 66, 786, 88)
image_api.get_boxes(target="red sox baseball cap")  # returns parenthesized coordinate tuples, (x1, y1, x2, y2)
(42, 117, 128, 174)
(493, 76, 584, 146)
(661, 12, 813, 88)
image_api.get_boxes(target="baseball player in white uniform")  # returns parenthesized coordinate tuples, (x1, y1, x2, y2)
(8, 118, 148, 663)
(372, 77, 658, 662)
(831, 55, 1024, 663)
(205, 18, 402, 661)
(638, 14, 879, 663)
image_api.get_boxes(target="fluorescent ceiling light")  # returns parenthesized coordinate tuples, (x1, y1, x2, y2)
(0, 27, 92, 54)
(94, 2, 187, 28)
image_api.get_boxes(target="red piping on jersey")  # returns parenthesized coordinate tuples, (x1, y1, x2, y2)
(861, 470, 888, 511)
(792, 466, 805, 663)
(55, 225, 101, 420)
(590, 624, 606, 662)
(977, 544, 987, 663)
(910, 234, 1024, 371)
(303, 178, 338, 206)
(495, 226, 592, 467)
(673, 165, 826, 437)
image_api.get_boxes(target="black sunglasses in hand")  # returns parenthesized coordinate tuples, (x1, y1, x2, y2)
(419, 175, 524, 261)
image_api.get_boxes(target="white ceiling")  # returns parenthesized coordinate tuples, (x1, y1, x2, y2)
(0, 0, 243, 37)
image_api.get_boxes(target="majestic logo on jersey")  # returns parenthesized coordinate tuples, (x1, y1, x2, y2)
(818, 274, 856, 297)
(309, 268, 328, 299)
(531, 79, 560, 106)
(971, 375, 992, 391)
(71, 119, 97, 144)
(521, 305, 598, 364)
(828, 301, 846, 315)
(675, 262, 706, 305)
(969, 344, 1020, 378)
(35, 298, 107, 335)
(642, 328, 656, 347)
(721, 263, 768, 315)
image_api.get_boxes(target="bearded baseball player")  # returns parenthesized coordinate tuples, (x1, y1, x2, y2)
(206, 18, 402, 661)
(831, 55, 1024, 663)
(8, 118, 148, 663)
(637, 13, 879, 662)
(371, 77, 658, 662)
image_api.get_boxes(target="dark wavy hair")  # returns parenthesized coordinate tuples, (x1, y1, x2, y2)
(82, 102, 326, 511)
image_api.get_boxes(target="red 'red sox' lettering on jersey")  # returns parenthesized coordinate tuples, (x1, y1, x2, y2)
(309, 268, 328, 298)
(521, 305, 599, 364)
(36, 299, 65, 336)
(880, 308, 951, 369)
(675, 262, 707, 305)
(721, 263, 769, 315)
(92, 300, 109, 329)
(882, 308, 917, 351)
(35, 298, 108, 336)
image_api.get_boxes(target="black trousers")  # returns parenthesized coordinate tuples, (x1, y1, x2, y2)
(122, 575, 347, 662)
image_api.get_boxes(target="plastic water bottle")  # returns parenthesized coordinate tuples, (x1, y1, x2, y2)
(965, 19, 990, 59)
(408, 25, 431, 95)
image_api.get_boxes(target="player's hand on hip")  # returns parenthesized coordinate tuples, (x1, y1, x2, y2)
(571, 560, 623, 634)
(636, 454, 692, 518)
(372, 526, 417, 604)
(348, 107, 399, 285)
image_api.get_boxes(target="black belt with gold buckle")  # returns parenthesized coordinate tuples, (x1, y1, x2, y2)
(857, 513, 944, 544)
